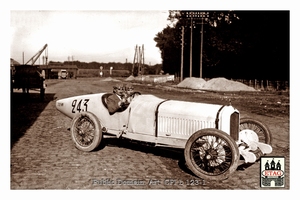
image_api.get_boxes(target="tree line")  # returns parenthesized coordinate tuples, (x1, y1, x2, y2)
(154, 11, 289, 81)
(48, 61, 162, 75)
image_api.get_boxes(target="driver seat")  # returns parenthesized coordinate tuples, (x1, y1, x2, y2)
(101, 93, 113, 109)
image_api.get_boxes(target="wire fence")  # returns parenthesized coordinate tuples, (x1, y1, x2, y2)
(231, 79, 289, 91)
(174, 75, 289, 92)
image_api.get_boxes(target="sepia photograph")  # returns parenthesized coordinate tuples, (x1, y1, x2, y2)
(4, 0, 298, 198)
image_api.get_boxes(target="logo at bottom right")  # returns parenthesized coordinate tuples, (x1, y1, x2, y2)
(260, 156, 285, 187)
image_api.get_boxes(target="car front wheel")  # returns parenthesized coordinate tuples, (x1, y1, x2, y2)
(184, 128, 240, 181)
(71, 112, 102, 152)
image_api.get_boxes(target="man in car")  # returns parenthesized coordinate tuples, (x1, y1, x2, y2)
(106, 84, 127, 115)
(107, 83, 137, 115)
(123, 84, 135, 104)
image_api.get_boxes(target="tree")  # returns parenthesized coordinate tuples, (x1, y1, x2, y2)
(154, 10, 289, 81)
(154, 10, 241, 77)
(154, 25, 181, 75)
(233, 11, 289, 80)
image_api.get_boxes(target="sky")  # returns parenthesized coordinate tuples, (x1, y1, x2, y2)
(10, 10, 170, 65)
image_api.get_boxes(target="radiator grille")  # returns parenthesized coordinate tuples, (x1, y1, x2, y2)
(158, 116, 215, 136)
(230, 112, 240, 141)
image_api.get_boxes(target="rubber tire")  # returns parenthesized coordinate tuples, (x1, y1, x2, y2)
(240, 118, 272, 145)
(71, 112, 102, 152)
(184, 128, 240, 181)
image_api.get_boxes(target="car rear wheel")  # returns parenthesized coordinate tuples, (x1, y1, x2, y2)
(184, 128, 239, 181)
(71, 112, 102, 152)
(239, 118, 272, 145)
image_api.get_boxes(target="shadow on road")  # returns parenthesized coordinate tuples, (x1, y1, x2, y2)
(11, 92, 55, 149)
(97, 137, 195, 176)
(99, 137, 256, 177)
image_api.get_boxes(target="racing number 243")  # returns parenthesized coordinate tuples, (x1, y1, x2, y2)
(71, 99, 90, 113)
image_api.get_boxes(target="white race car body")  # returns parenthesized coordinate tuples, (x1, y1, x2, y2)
(56, 93, 239, 148)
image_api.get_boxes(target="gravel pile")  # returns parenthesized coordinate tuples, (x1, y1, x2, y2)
(125, 75, 135, 81)
(101, 77, 121, 82)
(177, 77, 207, 90)
(177, 77, 256, 92)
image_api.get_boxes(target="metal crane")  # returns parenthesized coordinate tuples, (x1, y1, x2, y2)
(25, 44, 48, 65)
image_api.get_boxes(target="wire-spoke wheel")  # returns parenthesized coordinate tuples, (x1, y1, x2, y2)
(71, 112, 102, 152)
(184, 128, 239, 181)
(239, 118, 272, 145)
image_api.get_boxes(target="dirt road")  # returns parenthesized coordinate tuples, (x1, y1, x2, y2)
(11, 78, 290, 189)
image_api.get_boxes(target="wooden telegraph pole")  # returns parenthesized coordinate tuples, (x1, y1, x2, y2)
(184, 11, 209, 78)
(189, 16, 193, 77)
(199, 12, 209, 78)
(180, 26, 184, 82)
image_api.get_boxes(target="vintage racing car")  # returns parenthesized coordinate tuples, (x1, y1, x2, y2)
(56, 91, 272, 180)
